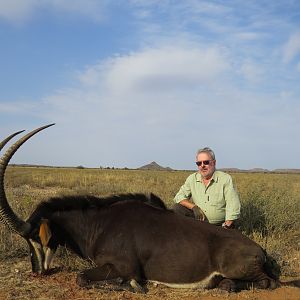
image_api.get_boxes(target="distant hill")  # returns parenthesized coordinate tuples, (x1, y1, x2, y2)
(272, 169, 300, 173)
(248, 168, 270, 173)
(9, 163, 300, 174)
(138, 161, 173, 171)
(219, 168, 247, 173)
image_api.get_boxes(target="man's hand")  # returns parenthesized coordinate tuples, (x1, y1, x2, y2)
(192, 206, 206, 221)
(222, 220, 235, 229)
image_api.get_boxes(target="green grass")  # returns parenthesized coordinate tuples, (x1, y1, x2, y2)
(1, 166, 300, 276)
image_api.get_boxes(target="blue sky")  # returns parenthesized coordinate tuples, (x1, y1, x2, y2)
(1, 0, 300, 170)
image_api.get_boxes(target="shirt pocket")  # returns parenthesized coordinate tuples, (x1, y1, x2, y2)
(209, 193, 224, 206)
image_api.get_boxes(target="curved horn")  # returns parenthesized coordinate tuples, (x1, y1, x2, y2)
(0, 124, 55, 237)
(0, 130, 25, 152)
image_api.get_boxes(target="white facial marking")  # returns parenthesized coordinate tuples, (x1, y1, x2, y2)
(44, 247, 55, 270)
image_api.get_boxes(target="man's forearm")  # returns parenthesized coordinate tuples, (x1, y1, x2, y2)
(179, 199, 195, 210)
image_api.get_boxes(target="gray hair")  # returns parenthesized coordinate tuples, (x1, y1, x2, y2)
(196, 147, 216, 160)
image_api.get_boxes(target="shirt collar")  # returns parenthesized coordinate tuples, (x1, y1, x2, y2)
(196, 170, 218, 182)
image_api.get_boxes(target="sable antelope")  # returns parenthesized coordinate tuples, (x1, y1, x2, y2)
(0, 125, 288, 293)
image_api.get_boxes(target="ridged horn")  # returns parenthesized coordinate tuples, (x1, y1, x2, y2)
(0, 124, 55, 237)
(0, 130, 25, 152)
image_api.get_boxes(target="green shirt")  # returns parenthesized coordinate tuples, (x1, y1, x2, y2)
(174, 170, 241, 224)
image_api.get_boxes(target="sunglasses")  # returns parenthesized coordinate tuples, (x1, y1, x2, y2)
(196, 160, 212, 166)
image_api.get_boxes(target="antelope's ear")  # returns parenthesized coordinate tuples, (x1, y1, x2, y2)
(39, 219, 52, 247)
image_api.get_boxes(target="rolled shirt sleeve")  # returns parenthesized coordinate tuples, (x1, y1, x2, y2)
(224, 176, 241, 221)
(174, 176, 192, 203)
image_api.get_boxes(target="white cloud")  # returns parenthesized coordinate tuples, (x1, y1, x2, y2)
(234, 32, 262, 41)
(79, 45, 229, 94)
(282, 31, 300, 64)
(0, 101, 36, 113)
(45, 0, 106, 21)
(0, 0, 38, 23)
(0, 0, 106, 23)
(182, 0, 231, 15)
(239, 61, 265, 83)
(43, 43, 229, 125)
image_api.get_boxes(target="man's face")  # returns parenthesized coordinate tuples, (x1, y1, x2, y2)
(196, 152, 216, 179)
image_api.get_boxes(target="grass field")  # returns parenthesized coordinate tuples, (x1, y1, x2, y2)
(0, 166, 299, 299)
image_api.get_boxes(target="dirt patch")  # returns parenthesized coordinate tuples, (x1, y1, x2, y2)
(0, 258, 299, 300)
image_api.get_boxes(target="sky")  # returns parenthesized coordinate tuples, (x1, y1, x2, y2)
(0, 0, 300, 171)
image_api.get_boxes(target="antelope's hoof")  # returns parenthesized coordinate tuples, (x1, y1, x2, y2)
(76, 272, 90, 287)
(218, 278, 237, 292)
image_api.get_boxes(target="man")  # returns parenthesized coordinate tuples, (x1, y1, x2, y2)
(173, 147, 240, 228)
